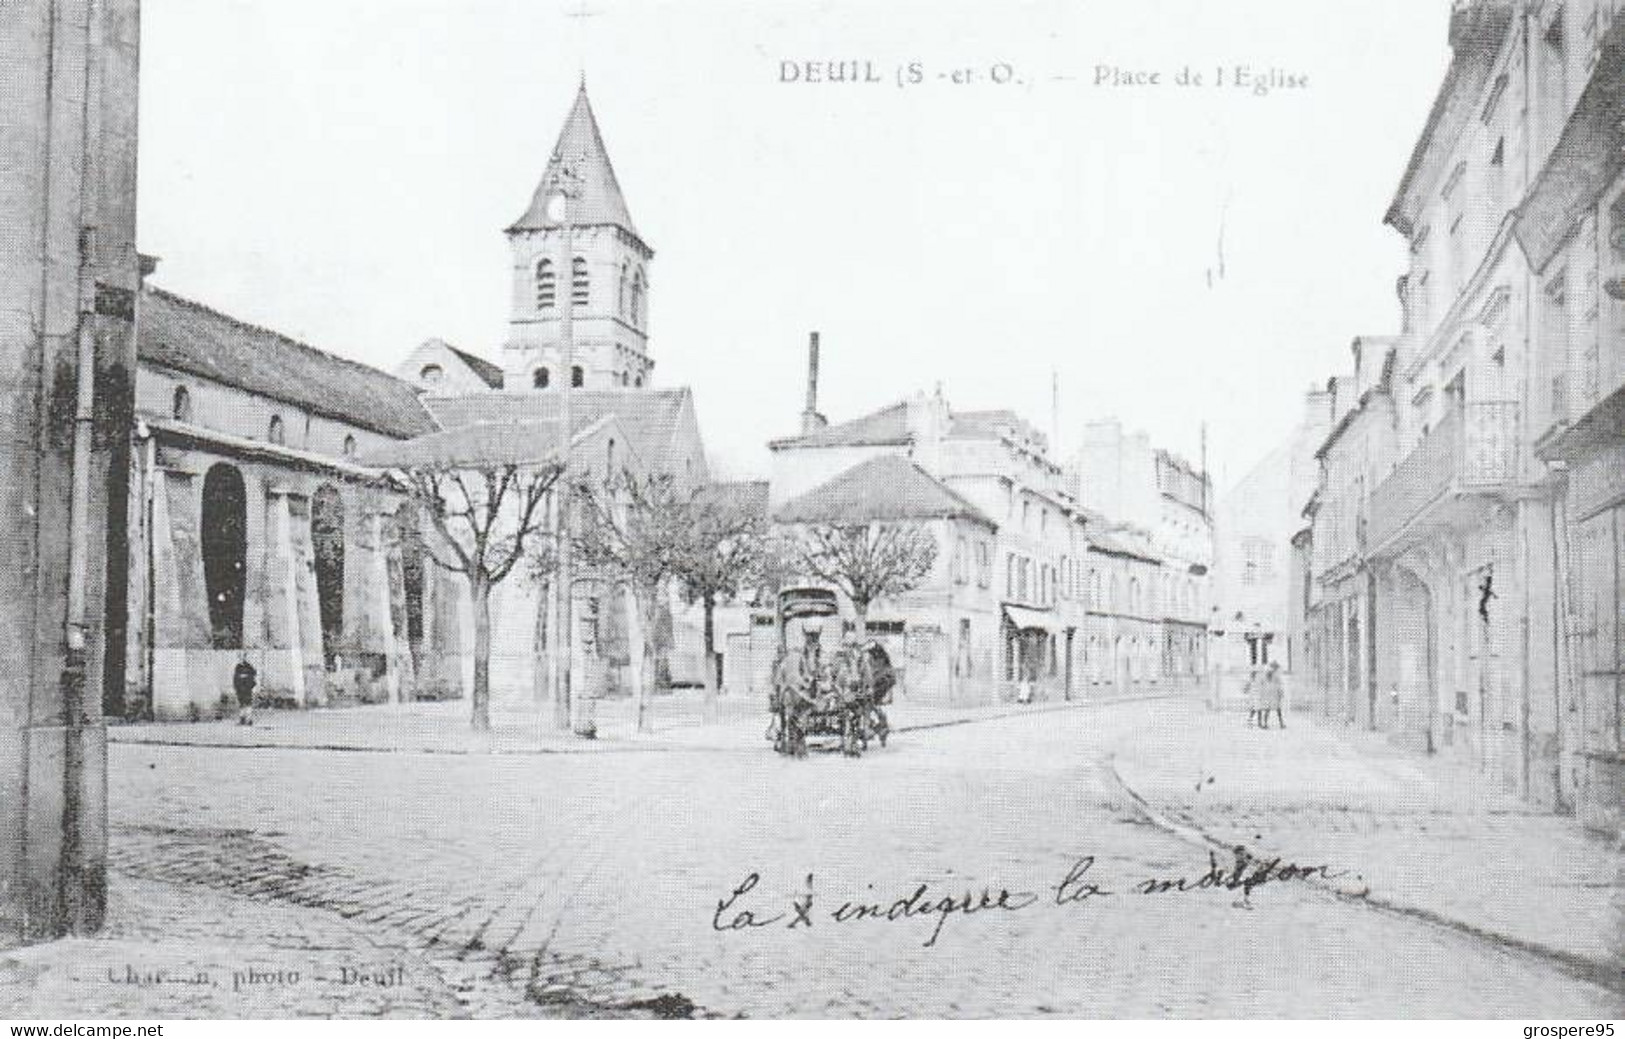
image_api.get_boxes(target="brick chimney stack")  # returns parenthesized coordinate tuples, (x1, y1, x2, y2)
(801, 331, 827, 435)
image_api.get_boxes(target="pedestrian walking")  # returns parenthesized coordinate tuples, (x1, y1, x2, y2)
(1260, 661, 1286, 729)
(233, 656, 257, 726)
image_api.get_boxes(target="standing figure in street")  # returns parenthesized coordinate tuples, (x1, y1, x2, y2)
(1259, 661, 1286, 729)
(233, 656, 258, 726)
(1243, 668, 1261, 728)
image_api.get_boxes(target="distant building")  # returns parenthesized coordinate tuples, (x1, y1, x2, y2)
(766, 350, 1213, 704)
(1213, 387, 1332, 698)
(1070, 419, 1215, 686)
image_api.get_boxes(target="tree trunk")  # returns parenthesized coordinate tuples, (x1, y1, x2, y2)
(853, 598, 869, 638)
(471, 573, 492, 733)
(702, 592, 718, 724)
(532, 574, 549, 712)
(627, 582, 652, 734)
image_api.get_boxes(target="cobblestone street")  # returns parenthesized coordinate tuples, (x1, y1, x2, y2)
(4, 697, 1622, 1018)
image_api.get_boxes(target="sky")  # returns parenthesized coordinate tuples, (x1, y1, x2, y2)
(136, 0, 1453, 494)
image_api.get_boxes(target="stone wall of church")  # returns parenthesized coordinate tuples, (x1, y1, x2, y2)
(125, 370, 467, 720)
(139, 364, 403, 460)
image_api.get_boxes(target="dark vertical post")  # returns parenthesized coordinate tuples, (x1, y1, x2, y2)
(0, 0, 139, 944)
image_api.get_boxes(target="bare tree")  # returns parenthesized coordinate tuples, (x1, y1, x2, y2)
(574, 471, 695, 733)
(792, 522, 940, 633)
(678, 484, 772, 721)
(396, 462, 561, 732)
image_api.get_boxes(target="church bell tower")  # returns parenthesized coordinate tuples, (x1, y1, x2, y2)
(503, 84, 655, 391)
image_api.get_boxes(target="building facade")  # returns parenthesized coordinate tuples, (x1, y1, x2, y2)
(1515, 0, 1625, 838)
(767, 372, 1213, 705)
(1212, 386, 1331, 694)
(125, 286, 466, 721)
(1071, 419, 1215, 690)
(769, 390, 1092, 705)
(1300, 0, 1625, 835)
(1, 0, 141, 942)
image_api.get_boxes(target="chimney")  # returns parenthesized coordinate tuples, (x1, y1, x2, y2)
(801, 331, 827, 435)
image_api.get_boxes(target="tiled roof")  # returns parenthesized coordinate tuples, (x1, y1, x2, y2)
(698, 479, 769, 519)
(768, 402, 910, 450)
(139, 287, 437, 440)
(947, 409, 1021, 438)
(357, 416, 614, 470)
(444, 344, 504, 389)
(508, 84, 642, 241)
(423, 389, 693, 471)
(775, 455, 996, 529)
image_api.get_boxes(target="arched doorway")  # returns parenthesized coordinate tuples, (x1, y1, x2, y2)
(200, 463, 247, 649)
(1383, 564, 1437, 753)
(311, 484, 345, 668)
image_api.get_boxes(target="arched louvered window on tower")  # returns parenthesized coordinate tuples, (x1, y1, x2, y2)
(618, 261, 630, 316)
(572, 257, 589, 307)
(535, 259, 556, 310)
(630, 269, 645, 325)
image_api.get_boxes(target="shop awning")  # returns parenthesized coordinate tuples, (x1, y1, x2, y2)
(1003, 604, 1057, 632)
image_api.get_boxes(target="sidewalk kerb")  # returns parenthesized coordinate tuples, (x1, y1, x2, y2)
(1102, 753, 1625, 997)
(108, 691, 1194, 756)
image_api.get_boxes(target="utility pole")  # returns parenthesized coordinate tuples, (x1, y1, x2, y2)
(0, 0, 140, 943)
(545, 158, 582, 733)
(1051, 369, 1060, 457)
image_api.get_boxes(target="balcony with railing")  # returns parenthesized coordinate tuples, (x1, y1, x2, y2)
(1367, 401, 1521, 554)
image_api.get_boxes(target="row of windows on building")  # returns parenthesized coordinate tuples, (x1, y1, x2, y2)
(948, 530, 1204, 617)
(527, 364, 644, 389)
(1240, 537, 1277, 586)
(172, 385, 358, 459)
(1405, 4, 1594, 340)
(535, 257, 646, 325)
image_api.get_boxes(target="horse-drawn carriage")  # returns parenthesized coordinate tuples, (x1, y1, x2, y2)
(767, 587, 896, 757)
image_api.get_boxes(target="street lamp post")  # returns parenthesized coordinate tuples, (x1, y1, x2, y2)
(545, 160, 581, 733)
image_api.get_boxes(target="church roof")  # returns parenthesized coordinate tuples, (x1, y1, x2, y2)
(775, 455, 996, 529)
(139, 286, 438, 440)
(697, 479, 770, 520)
(508, 84, 642, 241)
(422, 388, 698, 473)
(358, 415, 614, 470)
(442, 343, 505, 389)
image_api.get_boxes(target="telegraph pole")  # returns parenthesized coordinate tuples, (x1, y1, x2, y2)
(545, 159, 581, 732)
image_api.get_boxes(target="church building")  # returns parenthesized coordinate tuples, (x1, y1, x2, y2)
(395, 83, 711, 710)
(123, 83, 712, 721)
